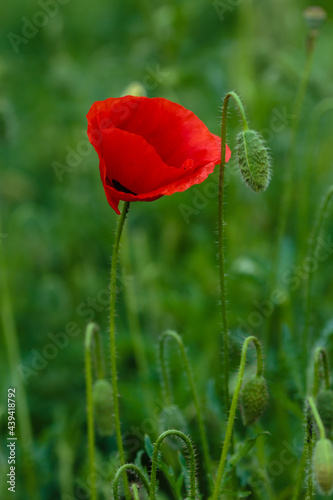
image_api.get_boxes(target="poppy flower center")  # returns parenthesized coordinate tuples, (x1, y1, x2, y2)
(106, 176, 137, 196)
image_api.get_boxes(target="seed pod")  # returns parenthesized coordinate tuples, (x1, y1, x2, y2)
(92, 379, 114, 436)
(303, 6, 327, 33)
(317, 390, 333, 437)
(313, 438, 333, 494)
(240, 374, 268, 426)
(158, 405, 188, 450)
(235, 129, 271, 193)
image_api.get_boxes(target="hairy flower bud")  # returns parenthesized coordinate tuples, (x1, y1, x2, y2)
(240, 375, 268, 426)
(317, 390, 333, 437)
(236, 129, 271, 193)
(92, 379, 114, 436)
(159, 405, 188, 450)
(313, 438, 333, 494)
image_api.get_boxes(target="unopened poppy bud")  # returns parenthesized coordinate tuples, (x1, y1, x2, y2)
(313, 438, 333, 494)
(317, 390, 333, 437)
(92, 379, 114, 436)
(240, 374, 268, 426)
(159, 405, 188, 450)
(303, 6, 327, 33)
(121, 81, 147, 97)
(235, 129, 271, 193)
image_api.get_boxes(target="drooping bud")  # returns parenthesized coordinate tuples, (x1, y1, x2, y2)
(159, 405, 188, 450)
(313, 438, 333, 495)
(303, 7, 327, 34)
(317, 390, 333, 437)
(92, 379, 114, 436)
(235, 129, 271, 193)
(240, 374, 268, 426)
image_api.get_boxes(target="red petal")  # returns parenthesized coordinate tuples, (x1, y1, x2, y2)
(87, 96, 223, 168)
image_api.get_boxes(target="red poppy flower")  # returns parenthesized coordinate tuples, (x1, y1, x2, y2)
(87, 96, 231, 214)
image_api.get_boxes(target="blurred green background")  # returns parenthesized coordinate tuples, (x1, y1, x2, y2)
(1, 0, 333, 498)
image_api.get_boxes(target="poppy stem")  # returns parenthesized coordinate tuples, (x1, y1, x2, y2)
(149, 430, 197, 500)
(159, 330, 212, 483)
(113, 464, 150, 500)
(218, 91, 249, 413)
(109, 200, 131, 499)
(212, 336, 262, 500)
(84, 323, 100, 500)
(302, 185, 333, 371)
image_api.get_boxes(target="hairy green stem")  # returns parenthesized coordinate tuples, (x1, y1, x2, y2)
(212, 336, 263, 500)
(131, 484, 140, 500)
(160, 330, 212, 481)
(0, 213, 40, 500)
(113, 464, 150, 500)
(84, 323, 101, 500)
(302, 185, 333, 367)
(308, 396, 325, 440)
(313, 347, 330, 397)
(219, 91, 249, 413)
(109, 201, 131, 499)
(149, 430, 197, 500)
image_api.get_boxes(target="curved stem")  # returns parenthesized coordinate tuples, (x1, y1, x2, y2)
(84, 323, 100, 500)
(313, 347, 330, 397)
(212, 336, 263, 500)
(302, 185, 333, 367)
(218, 91, 249, 414)
(308, 396, 326, 440)
(149, 430, 197, 500)
(160, 330, 212, 480)
(113, 464, 150, 500)
(109, 201, 131, 498)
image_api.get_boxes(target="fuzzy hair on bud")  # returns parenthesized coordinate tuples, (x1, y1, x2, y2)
(317, 390, 333, 437)
(313, 438, 333, 495)
(235, 129, 271, 193)
(158, 405, 188, 450)
(92, 379, 114, 436)
(240, 374, 268, 426)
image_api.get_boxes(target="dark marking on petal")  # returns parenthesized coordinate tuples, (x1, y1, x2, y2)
(106, 176, 137, 195)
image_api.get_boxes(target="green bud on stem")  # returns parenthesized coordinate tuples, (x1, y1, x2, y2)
(240, 374, 268, 426)
(313, 438, 333, 494)
(92, 379, 114, 436)
(236, 129, 271, 193)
